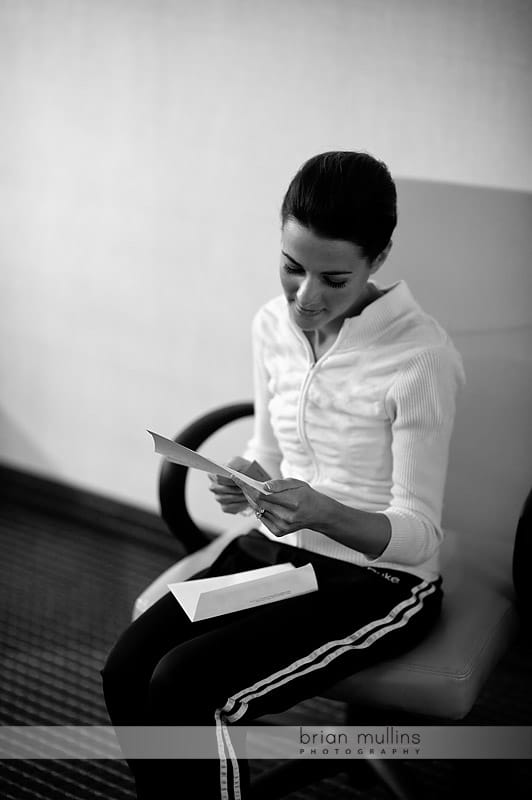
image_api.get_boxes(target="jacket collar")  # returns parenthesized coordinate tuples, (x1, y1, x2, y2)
(285, 280, 422, 352)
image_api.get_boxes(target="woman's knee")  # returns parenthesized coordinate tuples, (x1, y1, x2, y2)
(100, 618, 154, 707)
(101, 593, 179, 685)
(101, 624, 133, 682)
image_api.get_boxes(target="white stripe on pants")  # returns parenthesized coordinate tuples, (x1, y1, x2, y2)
(214, 579, 436, 800)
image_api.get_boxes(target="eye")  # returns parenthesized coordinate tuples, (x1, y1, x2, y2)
(283, 263, 303, 275)
(282, 263, 347, 288)
(323, 277, 348, 289)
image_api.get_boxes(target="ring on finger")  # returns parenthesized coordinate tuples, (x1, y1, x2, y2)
(255, 507, 265, 519)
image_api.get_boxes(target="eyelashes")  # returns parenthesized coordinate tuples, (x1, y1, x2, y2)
(282, 264, 348, 289)
(324, 279, 348, 289)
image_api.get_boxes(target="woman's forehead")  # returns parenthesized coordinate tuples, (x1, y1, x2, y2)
(281, 219, 365, 269)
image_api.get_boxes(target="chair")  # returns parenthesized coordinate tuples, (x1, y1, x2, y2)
(133, 400, 528, 799)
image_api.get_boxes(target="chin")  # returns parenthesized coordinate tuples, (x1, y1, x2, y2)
(296, 319, 320, 331)
(291, 313, 322, 332)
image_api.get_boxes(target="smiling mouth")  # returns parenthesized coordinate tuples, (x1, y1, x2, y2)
(295, 303, 323, 315)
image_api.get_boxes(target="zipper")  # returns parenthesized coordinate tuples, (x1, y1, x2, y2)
(289, 318, 346, 483)
(297, 361, 320, 479)
(293, 328, 321, 481)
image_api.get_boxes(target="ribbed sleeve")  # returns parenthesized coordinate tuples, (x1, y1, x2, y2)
(367, 346, 464, 566)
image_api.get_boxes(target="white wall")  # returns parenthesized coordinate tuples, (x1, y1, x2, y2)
(1, 0, 531, 538)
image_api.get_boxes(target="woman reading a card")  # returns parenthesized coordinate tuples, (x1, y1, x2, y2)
(102, 151, 464, 799)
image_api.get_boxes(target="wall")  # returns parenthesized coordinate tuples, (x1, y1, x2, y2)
(1, 0, 531, 541)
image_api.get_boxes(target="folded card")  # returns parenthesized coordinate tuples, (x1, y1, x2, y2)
(147, 430, 271, 494)
(168, 562, 318, 621)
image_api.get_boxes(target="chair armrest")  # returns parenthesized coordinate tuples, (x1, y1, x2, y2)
(158, 402, 254, 553)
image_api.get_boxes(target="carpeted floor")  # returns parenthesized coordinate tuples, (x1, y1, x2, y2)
(0, 467, 531, 798)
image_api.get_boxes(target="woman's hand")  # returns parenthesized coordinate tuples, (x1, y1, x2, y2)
(233, 477, 333, 536)
(233, 475, 391, 556)
(208, 458, 271, 515)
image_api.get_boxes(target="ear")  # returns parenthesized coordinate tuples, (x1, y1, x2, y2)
(368, 240, 392, 275)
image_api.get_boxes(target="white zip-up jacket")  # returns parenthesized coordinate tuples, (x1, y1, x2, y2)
(242, 280, 465, 582)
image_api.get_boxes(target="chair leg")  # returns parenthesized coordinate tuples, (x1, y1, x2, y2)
(363, 759, 421, 800)
(344, 704, 425, 799)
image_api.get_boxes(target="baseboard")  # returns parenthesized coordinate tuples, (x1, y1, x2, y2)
(0, 462, 180, 555)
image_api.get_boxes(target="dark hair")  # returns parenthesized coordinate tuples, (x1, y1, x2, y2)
(281, 151, 397, 262)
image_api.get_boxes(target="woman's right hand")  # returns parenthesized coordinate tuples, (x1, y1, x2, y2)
(208, 457, 271, 515)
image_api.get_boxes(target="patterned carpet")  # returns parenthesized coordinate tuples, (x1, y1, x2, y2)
(0, 467, 531, 799)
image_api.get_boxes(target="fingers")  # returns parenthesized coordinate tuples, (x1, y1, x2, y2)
(208, 472, 248, 515)
(231, 478, 262, 506)
(259, 492, 299, 511)
(242, 487, 264, 512)
(247, 460, 272, 481)
(208, 482, 248, 513)
(221, 501, 249, 515)
(208, 481, 242, 497)
(208, 462, 301, 522)
(256, 508, 299, 537)
(232, 477, 301, 512)
(256, 478, 306, 511)
(258, 502, 296, 524)
(264, 478, 304, 492)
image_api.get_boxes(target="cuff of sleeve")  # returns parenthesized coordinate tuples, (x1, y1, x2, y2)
(360, 510, 438, 566)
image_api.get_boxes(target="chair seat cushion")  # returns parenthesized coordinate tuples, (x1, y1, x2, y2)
(324, 529, 520, 719)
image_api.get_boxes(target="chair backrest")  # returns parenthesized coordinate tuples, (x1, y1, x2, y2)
(442, 335, 532, 604)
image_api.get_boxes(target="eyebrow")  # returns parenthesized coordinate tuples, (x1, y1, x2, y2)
(281, 251, 352, 275)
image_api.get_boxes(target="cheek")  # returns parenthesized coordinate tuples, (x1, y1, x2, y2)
(324, 287, 354, 313)
(332, 288, 351, 304)
(336, 283, 361, 304)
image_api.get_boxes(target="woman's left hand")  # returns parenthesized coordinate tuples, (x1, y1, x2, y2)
(233, 477, 332, 537)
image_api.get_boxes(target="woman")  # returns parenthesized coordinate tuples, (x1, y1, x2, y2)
(101, 151, 465, 799)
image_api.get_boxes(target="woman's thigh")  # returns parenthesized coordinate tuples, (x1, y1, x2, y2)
(102, 530, 441, 725)
(146, 563, 442, 724)
(101, 533, 269, 687)
(140, 563, 441, 800)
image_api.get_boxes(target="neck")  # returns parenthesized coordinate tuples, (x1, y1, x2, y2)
(325, 281, 381, 337)
(304, 282, 384, 359)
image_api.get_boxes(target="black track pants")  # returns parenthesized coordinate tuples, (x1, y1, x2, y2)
(101, 530, 442, 799)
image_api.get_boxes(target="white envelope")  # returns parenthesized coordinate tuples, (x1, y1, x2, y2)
(168, 562, 318, 621)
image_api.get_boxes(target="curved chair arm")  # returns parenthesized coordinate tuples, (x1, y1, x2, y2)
(159, 402, 254, 553)
(512, 485, 532, 623)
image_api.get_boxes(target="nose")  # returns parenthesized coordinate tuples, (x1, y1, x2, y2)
(296, 276, 323, 310)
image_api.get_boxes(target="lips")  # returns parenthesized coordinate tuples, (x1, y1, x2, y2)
(295, 303, 323, 316)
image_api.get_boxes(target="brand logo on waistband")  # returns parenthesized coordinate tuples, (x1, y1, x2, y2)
(367, 566, 400, 583)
